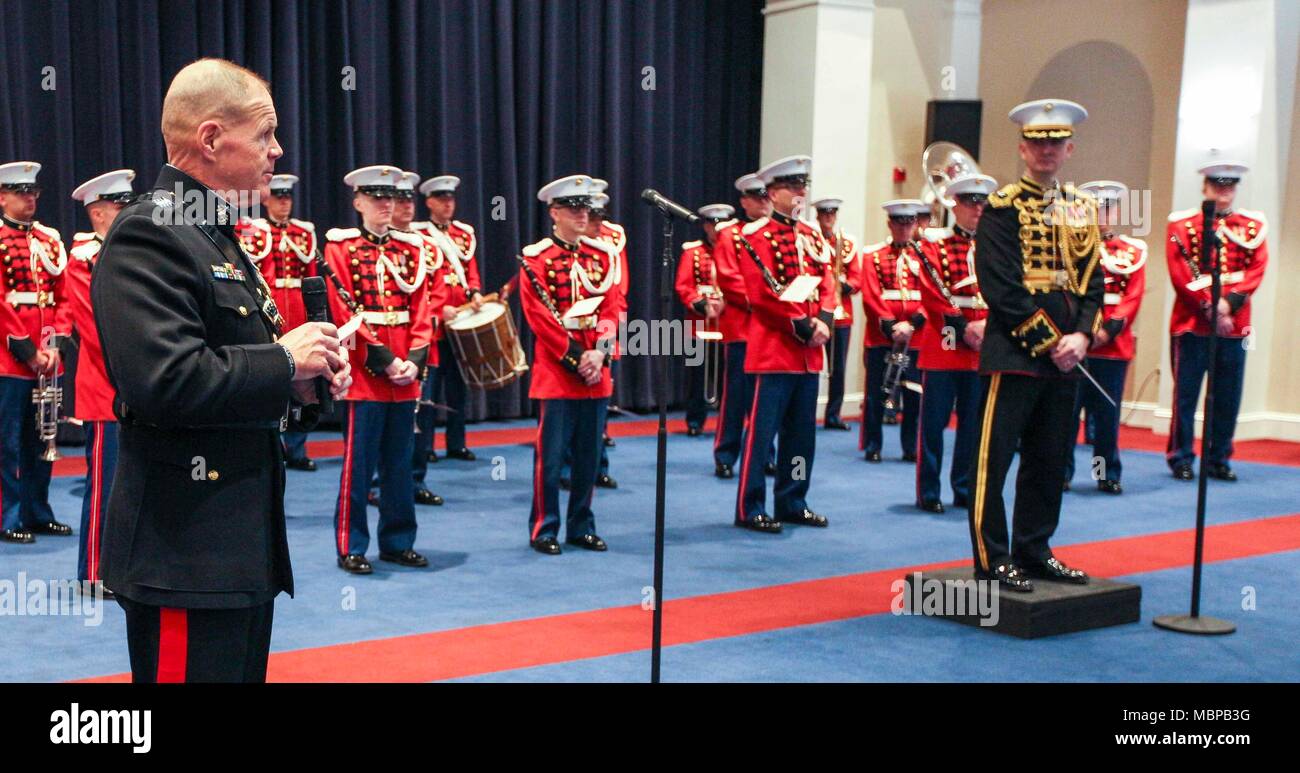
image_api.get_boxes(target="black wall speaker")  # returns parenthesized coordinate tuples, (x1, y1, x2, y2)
(925, 100, 983, 158)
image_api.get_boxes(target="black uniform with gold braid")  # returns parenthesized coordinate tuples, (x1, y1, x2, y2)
(967, 176, 1104, 586)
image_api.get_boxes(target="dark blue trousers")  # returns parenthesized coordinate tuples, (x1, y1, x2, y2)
(281, 430, 308, 462)
(713, 341, 752, 467)
(0, 376, 54, 532)
(1066, 357, 1128, 483)
(431, 337, 469, 450)
(861, 345, 920, 458)
(334, 400, 418, 558)
(79, 420, 119, 582)
(1168, 333, 1247, 469)
(916, 369, 981, 506)
(823, 325, 851, 424)
(562, 360, 614, 479)
(531, 398, 607, 542)
(412, 375, 437, 489)
(684, 341, 718, 431)
(735, 373, 818, 523)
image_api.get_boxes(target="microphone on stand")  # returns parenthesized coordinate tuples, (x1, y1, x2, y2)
(641, 189, 700, 223)
(300, 276, 334, 414)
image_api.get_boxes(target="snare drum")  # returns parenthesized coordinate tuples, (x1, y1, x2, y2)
(445, 301, 529, 390)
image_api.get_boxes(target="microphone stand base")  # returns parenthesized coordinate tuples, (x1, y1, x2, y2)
(1153, 614, 1236, 635)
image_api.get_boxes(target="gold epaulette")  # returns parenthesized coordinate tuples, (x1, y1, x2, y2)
(987, 182, 1021, 209)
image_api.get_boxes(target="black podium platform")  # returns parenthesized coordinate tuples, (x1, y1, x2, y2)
(902, 568, 1141, 639)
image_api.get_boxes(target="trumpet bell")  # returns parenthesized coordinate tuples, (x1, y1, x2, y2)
(41, 444, 61, 462)
(923, 141, 982, 208)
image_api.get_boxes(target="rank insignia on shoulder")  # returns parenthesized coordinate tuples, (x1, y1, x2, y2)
(211, 262, 247, 282)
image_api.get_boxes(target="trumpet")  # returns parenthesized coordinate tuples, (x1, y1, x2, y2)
(696, 285, 724, 407)
(881, 338, 911, 415)
(32, 370, 63, 462)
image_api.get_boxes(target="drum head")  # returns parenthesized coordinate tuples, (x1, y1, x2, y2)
(449, 301, 506, 330)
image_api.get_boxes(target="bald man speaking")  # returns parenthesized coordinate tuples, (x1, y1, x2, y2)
(94, 59, 351, 682)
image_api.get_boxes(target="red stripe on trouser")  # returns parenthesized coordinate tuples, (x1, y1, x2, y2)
(735, 376, 763, 522)
(156, 607, 188, 683)
(530, 403, 546, 541)
(87, 423, 104, 582)
(336, 403, 355, 555)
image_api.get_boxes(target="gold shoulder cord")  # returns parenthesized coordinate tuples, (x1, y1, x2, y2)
(1057, 193, 1100, 295)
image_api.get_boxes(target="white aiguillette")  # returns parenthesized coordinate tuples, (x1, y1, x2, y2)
(337, 313, 365, 340)
(779, 274, 822, 303)
(562, 295, 605, 319)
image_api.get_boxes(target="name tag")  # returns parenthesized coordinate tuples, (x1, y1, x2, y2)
(211, 262, 246, 282)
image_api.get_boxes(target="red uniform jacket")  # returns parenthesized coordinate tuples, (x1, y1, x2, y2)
(235, 217, 320, 331)
(594, 221, 629, 358)
(710, 220, 751, 342)
(856, 240, 928, 349)
(60, 234, 117, 420)
(1166, 208, 1267, 338)
(915, 226, 987, 371)
(323, 227, 435, 402)
(413, 219, 482, 310)
(1091, 234, 1146, 361)
(518, 234, 623, 400)
(738, 212, 836, 374)
(675, 238, 728, 339)
(0, 218, 69, 379)
(826, 230, 859, 328)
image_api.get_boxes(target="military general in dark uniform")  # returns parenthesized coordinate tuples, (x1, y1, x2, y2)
(968, 99, 1103, 592)
(94, 59, 352, 682)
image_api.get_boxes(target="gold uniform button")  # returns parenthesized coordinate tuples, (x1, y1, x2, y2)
(238, 305, 249, 316)
(207, 470, 220, 481)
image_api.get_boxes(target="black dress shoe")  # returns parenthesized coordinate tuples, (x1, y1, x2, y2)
(380, 549, 429, 567)
(414, 488, 444, 506)
(595, 474, 618, 489)
(735, 515, 783, 534)
(901, 452, 917, 463)
(2, 529, 34, 544)
(777, 509, 828, 527)
(686, 425, 702, 437)
(565, 534, 608, 551)
(1021, 556, 1089, 584)
(1097, 479, 1123, 494)
(530, 537, 562, 555)
(865, 451, 882, 463)
(337, 554, 373, 574)
(1172, 464, 1194, 481)
(763, 463, 777, 476)
(975, 563, 1034, 593)
(285, 457, 317, 472)
(29, 520, 72, 537)
(603, 433, 616, 448)
(559, 477, 571, 490)
(1208, 463, 1237, 482)
(715, 463, 734, 479)
(823, 419, 850, 431)
(917, 500, 945, 514)
(446, 447, 477, 461)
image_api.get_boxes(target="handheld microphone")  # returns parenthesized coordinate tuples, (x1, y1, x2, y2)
(300, 276, 333, 413)
(641, 189, 700, 223)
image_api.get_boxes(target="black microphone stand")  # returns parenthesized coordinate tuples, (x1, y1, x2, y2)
(650, 208, 674, 682)
(1154, 199, 1236, 635)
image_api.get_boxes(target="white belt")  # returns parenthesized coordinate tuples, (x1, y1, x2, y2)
(274, 277, 303, 289)
(950, 296, 986, 310)
(360, 310, 411, 326)
(1185, 271, 1245, 292)
(5, 291, 39, 306)
(1104, 292, 1122, 306)
(563, 315, 598, 331)
(881, 289, 922, 302)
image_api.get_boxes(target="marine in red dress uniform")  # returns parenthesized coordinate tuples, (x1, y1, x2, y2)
(674, 203, 734, 436)
(855, 199, 928, 463)
(0, 161, 73, 543)
(913, 174, 996, 512)
(1165, 160, 1267, 482)
(810, 197, 859, 430)
(575, 186, 625, 488)
(518, 175, 623, 555)
(325, 165, 436, 575)
(734, 155, 835, 534)
(61, 169, 136, 584)
(235, 173, 320, 470)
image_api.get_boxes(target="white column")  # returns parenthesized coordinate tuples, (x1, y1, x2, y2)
(946, 0, 982, 99)
(1157, 0, 1299, 440)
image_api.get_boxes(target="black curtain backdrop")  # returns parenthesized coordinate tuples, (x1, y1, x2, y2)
(0, 0, 765, 419)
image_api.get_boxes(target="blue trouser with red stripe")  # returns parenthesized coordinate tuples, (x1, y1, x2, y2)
(714, 342, 775, 467)
(411, 375, 438, 489)
(334, 400, 418, 558)
(281, 430, 308, 462)
(79, 420, 119, 582)
(736, 373, 818, 523)
(119, 597, 274, 683)
(1167, 333, 1247, 469)
(823, 325, 851, 424)
(531, 398, 607, 542)
(0, 376, 54, 533)
(861, 345, 920, 458)
(1066, 356, 1128, 483)
(916, 369, 980, 506)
